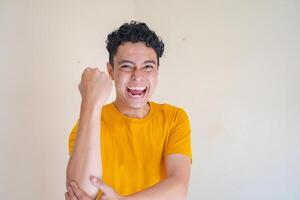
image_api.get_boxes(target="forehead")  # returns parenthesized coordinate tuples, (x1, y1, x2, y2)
(114, 42, 157, 63)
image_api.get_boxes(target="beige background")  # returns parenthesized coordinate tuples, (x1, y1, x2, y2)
(0, 0, 299, 199)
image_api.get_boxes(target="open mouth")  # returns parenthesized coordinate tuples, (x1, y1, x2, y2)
(127, 86, 147, 98)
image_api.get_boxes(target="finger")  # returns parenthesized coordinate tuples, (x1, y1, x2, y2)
(100, 72, 112, 80)
(70, 181, 89, 200)
(82, 67, 92, 78)
(65, 192, 70, 200)
(83, 67, 89, 75)
(85, 67, 99, 72)
(67, 185, 78, 200)
(90, 177, 112, 193)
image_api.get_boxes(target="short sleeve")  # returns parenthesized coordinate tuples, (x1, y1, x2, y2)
(164, 108, 192, 159)
(68, 120, 79, 155)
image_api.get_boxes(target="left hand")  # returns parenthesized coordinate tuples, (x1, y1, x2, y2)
(65, 177, 122, 200)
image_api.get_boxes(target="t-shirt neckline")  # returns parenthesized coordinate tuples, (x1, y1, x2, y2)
(109, 101, 154, 123)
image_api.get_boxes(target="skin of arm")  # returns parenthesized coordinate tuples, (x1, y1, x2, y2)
(66, 101, 102, 198)
(66, 68, 112, 199)
(66, 154, 191, 200)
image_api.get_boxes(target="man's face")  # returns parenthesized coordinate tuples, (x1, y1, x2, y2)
(107, 42, 159, 109)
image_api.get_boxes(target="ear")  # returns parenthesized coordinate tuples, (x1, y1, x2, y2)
(106, 62, 114, 80)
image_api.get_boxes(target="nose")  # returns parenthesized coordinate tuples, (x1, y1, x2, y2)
(131, 68, 143, 80)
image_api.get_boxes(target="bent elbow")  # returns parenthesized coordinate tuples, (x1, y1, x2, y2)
(179, 183, 188, 200)
(172, 180, 188, 200)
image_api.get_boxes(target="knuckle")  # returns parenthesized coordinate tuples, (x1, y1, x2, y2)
(90, 67, 98, 72)
(83, 68, 88, 73)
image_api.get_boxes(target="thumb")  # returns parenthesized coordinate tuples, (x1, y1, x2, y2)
(90, 176, 112, 192)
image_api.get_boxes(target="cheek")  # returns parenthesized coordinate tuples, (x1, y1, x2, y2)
(114, 74, 130, 91)
(148, 74, 158, 89)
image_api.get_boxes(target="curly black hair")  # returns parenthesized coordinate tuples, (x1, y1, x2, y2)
(106, 20, 164, 66)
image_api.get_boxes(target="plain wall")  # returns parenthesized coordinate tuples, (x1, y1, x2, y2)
(0, 0, 299, 199)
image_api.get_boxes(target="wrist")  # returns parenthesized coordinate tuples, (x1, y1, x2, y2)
(80, 100, 103, 113)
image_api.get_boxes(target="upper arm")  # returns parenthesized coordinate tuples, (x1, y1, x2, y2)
(164, 108, 192, 160)
(165, 154, 192, 190)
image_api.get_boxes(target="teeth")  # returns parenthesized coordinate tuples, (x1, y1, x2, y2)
(127, 86, 146, 91)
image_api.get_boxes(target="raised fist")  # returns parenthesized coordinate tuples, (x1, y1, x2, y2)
(78, 67, 113, 107)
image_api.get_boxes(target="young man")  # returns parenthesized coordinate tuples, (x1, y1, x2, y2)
(65, 21, 192, 200)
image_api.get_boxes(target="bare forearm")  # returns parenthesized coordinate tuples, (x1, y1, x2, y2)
(66, 101, 102, 198)
(122, 176, 187, 200)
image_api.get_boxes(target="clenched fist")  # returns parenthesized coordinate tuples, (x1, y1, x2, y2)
(78, 67, 113, 108)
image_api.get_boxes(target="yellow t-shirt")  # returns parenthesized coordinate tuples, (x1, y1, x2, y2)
(68, 101, 192, 196)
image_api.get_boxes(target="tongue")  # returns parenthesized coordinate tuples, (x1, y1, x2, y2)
(129, 89, 144, 95)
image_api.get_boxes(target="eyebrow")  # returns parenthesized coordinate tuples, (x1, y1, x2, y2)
(117, 59, 157, 65)
(144, 60, 157, 65)
(118, 60, 134, 65)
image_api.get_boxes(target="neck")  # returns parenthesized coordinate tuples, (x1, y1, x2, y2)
(113, 101, 150, 119)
